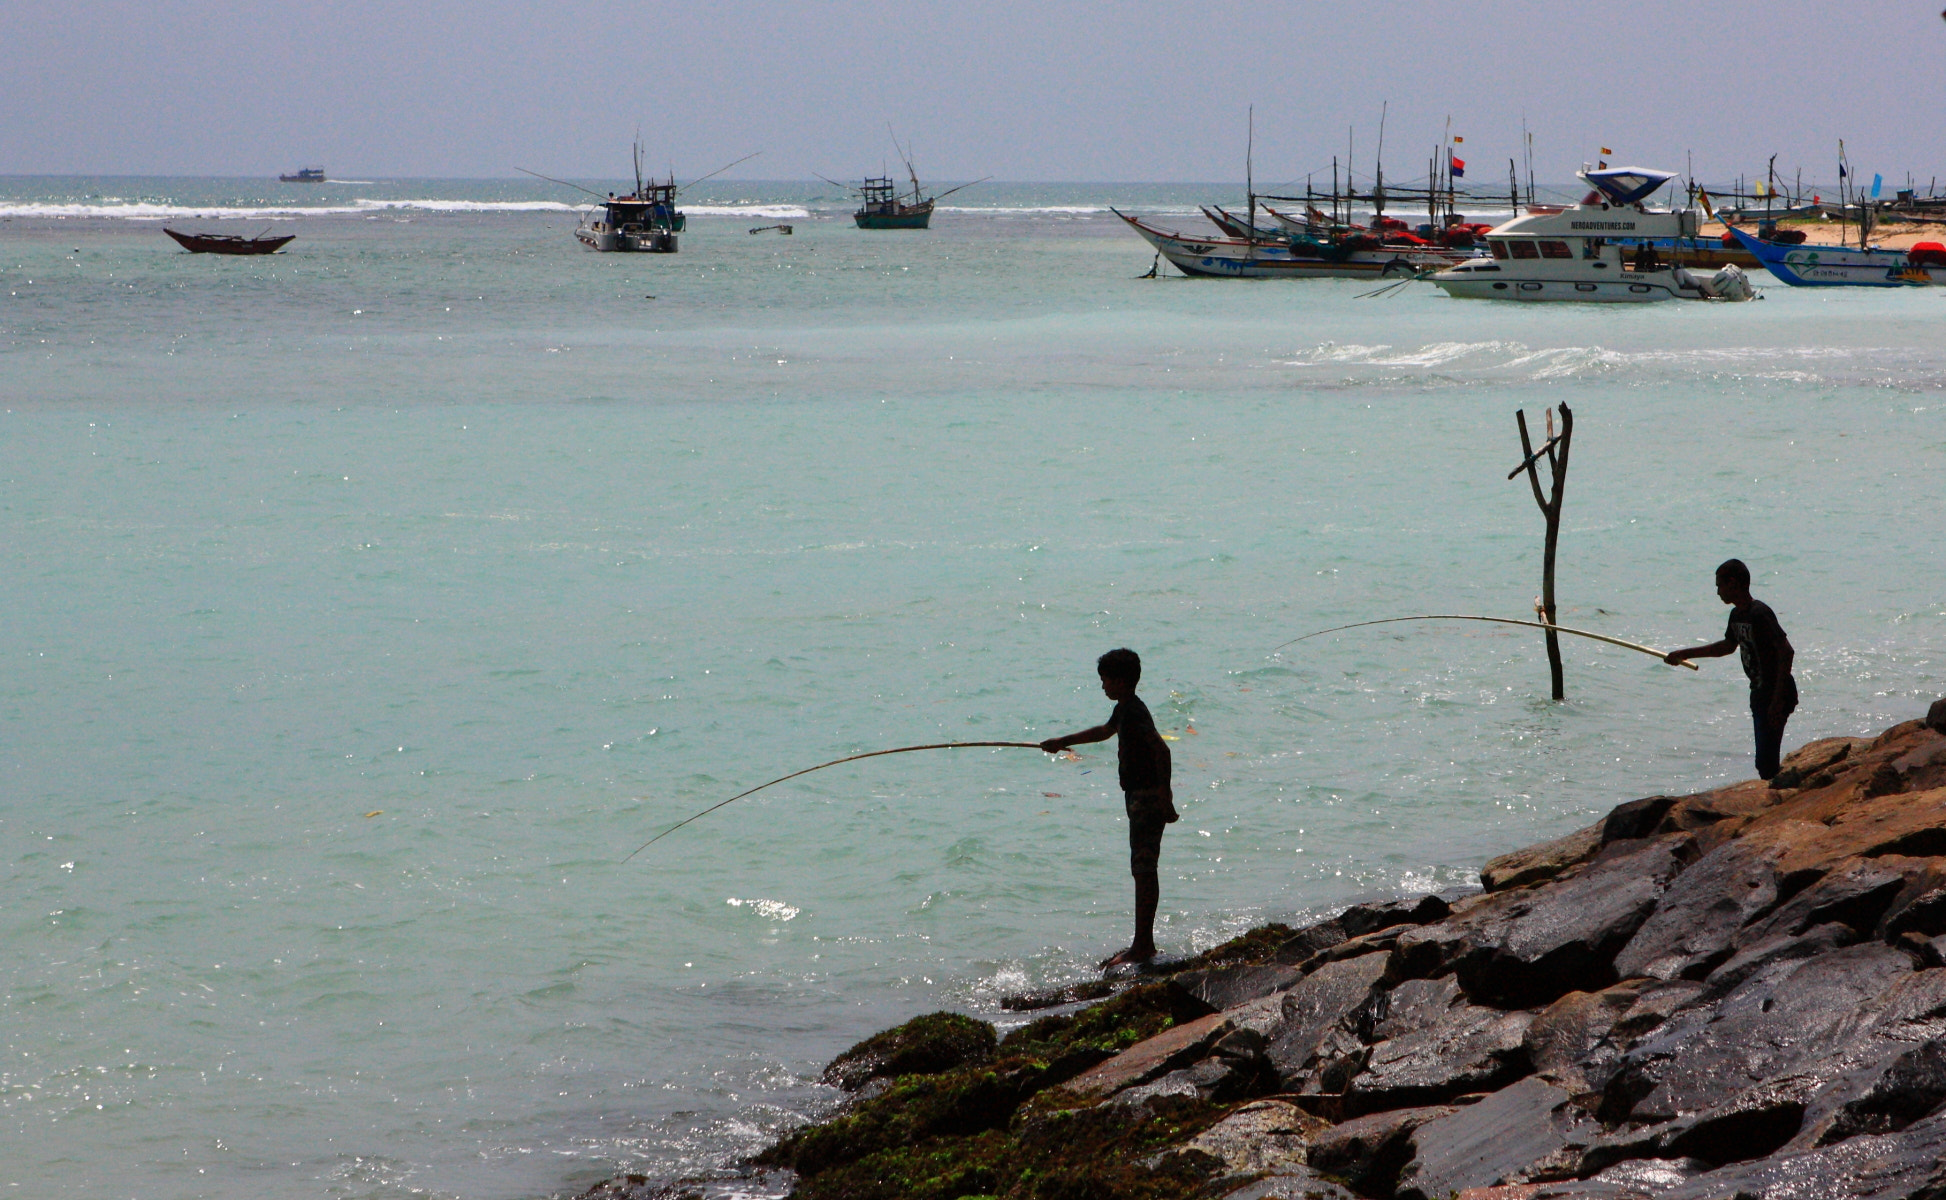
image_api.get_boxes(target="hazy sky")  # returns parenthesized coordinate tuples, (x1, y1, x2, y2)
(6, 0, 1945, 187)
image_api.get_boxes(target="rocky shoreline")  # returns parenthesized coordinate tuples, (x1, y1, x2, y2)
(587, 701, 1946, 1200)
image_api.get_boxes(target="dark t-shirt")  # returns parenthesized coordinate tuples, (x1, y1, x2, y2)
(1726, 599, 1795, 707)
(1106, 696, 1167, 792)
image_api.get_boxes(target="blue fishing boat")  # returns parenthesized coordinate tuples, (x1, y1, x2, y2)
(1727, 225, 1946, 287)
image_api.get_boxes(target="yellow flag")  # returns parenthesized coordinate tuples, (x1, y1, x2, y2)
(1452, 136, 1464, 144)
(1696, 189, 1715, 219)
(1754, 180, 1770, 197)
(1600, 146, 1614, 155)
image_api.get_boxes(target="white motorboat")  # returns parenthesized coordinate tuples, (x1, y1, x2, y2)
(1431, 168, 1755, 302)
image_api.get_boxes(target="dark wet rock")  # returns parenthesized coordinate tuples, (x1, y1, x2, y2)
(1177, 962, 1302, 1013)
(1170, 1097, 1332, 1177)
(1346, 977, 1533, 1112)
(1599, 797, 1680, 846)
(1700, 921, 1859, 1000)
(1733, 856, 1916, 948)
(1219, 1174, 1359, 1200)
(1880, 859, 1946, 940)
(1061, 1010, 1232, 1098)
(1583, 1072, 1823, 1174)
(1275, 918, 1351, 965)
(572, 1174, 710, 1200)
(1929, 697, 1946, 734)
(1393, 1077, 1596, 1200)
(1768, 735, 1865, 791)
(1114, 1056, 1250, 1106)
(821, 1010, 997, 1091)
(1481, 822, 1604, 892)
(1504, 1157, 1710, 1197)
(1522, 981, 1658, 1092)
(1792, 1037, 1946, 1150)
(1612, 836, 1789, 981)
(1307, 1104, 1457, 1196)
(1265, 952, 1391, 1091)
(1658, 1109, 1946, 1199)
(1602, 943, 1913, 1125)
(1339, 893, 1453, 938)
(1395, 835, 1688, 1010)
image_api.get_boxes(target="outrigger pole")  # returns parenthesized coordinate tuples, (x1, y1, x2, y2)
(1272, 614, 1700, 668)
(623, 741, 1046, 861)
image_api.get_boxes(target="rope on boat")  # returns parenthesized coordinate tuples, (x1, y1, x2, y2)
(623, 741, 1047, 861)
(1272, 614, 1701, 668)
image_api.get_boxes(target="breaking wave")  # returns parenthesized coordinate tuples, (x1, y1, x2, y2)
(1277, 340, 1922, 385)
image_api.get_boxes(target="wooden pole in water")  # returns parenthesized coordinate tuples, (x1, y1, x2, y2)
(1512, 405, 1574, 700)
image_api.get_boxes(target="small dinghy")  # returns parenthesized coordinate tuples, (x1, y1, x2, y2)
(164, 228, 295, 255)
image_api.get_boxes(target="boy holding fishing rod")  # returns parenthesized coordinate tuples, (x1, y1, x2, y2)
(1041, 648, 1177, 968)
(1664, 559, 1799, 780)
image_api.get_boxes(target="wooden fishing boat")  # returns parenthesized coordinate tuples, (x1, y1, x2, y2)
(163, 228, 295, 255)
(1114, 209, 1463, 279)
(854, 175, 934, 229)
(1726, 225, 1946, 286)
(523, 143, 758, 255)
(279, 166, 325, 183)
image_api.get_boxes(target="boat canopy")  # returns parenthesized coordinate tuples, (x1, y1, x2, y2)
(1582, 167, 1678, 206)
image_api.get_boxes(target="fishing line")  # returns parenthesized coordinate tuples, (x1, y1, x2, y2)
(623, 741, 1047, 861)
(1271, 614, 1700, 667)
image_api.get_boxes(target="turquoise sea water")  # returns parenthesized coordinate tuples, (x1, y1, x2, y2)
(3, 177, 1943, 1199)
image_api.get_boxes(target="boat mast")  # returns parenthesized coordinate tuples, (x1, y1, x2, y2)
(1245, 104, 1256, 256)
(1373, 101, 1386, 221)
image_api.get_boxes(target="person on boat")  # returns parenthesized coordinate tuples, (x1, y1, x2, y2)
(1663, 559, 1799, 779)
(1040, 648, 1177, 968)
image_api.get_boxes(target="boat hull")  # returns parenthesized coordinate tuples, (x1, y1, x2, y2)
(1433, 275, 1688, 302)
(1115, 210, 1458, 279)
(164, 228, 295, 255)
(575, 227, 678, 253)
(855, 207, 932, 230)
(1728, 226, 1942, 286)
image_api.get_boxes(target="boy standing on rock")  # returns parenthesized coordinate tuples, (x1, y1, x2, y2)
(1665, 558, 1799, 780)
(1041, 648, 1177, 968)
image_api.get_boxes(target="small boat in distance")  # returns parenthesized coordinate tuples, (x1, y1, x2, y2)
(824, 133, 988, 230)
(279, 167, 325, 183)
(163, 228, 295, 255)
(519, 144, 759, 254)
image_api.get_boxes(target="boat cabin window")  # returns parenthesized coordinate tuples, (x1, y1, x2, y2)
(1489, 240, 1510, 259)
(1509, 240, 1539, 259)
(1539, 240, 1573, 259)
(1581, 238, 1605, 260)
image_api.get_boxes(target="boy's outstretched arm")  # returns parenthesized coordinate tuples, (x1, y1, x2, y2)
(1664, 637, 1735, 666)
(1041, 724, 1112, 754)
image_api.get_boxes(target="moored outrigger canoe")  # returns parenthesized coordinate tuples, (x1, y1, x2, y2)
(1113, 209, 1463, 279)
(1726, 225, 1946, 286)
(163, 228, 295, 255)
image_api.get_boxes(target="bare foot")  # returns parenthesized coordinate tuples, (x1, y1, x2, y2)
(1100, 945, 1157, 969)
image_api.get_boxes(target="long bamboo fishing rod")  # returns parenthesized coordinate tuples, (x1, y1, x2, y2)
(1272, 614, 1700, 668)
(623, 741, 1046, 862)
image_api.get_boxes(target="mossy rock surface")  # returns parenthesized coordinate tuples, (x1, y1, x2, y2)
(763, 978, 1240, 1199)
(822, 1010, 998, 1091)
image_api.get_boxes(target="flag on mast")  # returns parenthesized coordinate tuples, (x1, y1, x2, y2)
(1450, 155, 1466, 178)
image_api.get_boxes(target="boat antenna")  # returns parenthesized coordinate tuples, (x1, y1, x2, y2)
(678, 151, 763, 190)
(633, 131, 645, 198)
(515, 166, 610, 201)
(928, 176, 992, 203)
(622, 740, 1047, 860)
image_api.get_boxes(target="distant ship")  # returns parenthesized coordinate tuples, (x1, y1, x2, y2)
(279, 167, 325, 183)
(824, 134, 987, 230)
(520, 143, 759, 255)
